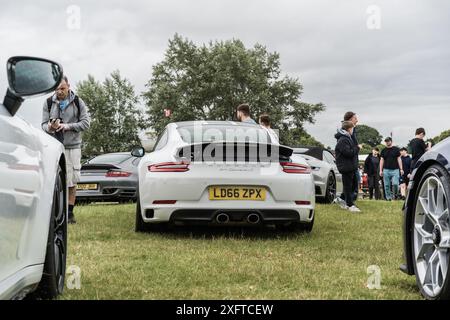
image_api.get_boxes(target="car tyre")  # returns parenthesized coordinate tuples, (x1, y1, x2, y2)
(135, 194, 148, 232)
(34, 165, 67, 299)
(324, 172, 337, 204)
(411, 164, 450, 300)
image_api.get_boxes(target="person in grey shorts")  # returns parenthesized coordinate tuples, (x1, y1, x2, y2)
(42, 76, 91, 224)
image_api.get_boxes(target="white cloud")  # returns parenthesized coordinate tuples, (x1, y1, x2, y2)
(0, 0, 448, 147)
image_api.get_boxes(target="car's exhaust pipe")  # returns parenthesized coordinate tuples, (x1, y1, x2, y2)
(247, 213, 260, 224)
(216, 213, 230, 224)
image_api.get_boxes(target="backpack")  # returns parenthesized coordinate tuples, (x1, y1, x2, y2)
(46, 95, 81, 121)
(46, 95, 81, 144)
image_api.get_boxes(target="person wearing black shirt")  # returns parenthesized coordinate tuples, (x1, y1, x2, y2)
(379, 137, 404, 201)
(399, 147, 412, 200)
(364, 147, 381, 200)
(409, 127, 432, 169)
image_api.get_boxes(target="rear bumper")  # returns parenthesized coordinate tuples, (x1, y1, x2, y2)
(170, 208, 310, 224)
(140, 203, 314, 225)
(77, 188, 137, 201)
(76, 179, 137, 201)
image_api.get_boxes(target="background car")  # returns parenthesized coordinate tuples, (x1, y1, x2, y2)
(0, 56, 67, 299)
(76, 152, 141, 203)
(401, 137, 450, 300)
(292, 147, 343, 203)
(133, 121, 316, 233)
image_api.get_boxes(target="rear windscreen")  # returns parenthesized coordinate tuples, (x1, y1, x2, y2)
(87, 154, 132, 165)
(177, 125, 272, 144)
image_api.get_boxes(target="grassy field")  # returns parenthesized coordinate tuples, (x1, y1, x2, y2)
(62, 200, 421, 300)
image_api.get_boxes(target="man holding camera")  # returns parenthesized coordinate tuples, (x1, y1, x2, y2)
(41, 76, 90, 224)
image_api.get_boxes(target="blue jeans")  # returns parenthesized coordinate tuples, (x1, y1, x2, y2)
(383, 169, 400, 200)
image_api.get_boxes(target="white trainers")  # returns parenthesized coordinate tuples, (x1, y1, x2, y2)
(348, 205, 361, 213)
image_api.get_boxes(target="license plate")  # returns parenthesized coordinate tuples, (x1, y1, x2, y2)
(76, 183, 98, 191)
(209, 186, 266, 201)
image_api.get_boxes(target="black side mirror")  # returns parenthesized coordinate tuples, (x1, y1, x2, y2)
(131, 147, 145, 158)
(3, 56, 63, 116)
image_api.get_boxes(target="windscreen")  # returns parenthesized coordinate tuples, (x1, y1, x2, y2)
(177, 124, 272, 145)
(87, 154, 132, 165)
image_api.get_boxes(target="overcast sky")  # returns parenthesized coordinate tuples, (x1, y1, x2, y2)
(1, 0, 449, 147)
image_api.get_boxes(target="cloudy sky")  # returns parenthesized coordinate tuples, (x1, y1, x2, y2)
(1, 0, 449, 147)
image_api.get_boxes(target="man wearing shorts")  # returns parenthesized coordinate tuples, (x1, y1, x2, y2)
(42, 76, 91, 224)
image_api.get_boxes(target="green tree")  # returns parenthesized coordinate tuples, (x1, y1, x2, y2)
(77, 71, 147, 157)
(430, 129, 450, 145)
(357, 124, 383, 148)
(281, 127, 324, 148)
(143, 34, 324, 145)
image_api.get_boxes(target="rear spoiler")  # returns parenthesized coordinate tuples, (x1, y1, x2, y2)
(176, 141, 293, 162)
(81, 164, 120, 171)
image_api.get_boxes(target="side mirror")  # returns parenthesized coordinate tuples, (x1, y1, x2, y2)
(131, 147, 145, 158)
(3, 56, 63, 116)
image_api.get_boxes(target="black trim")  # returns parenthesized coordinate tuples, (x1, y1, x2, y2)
(170, 209, 300, 224)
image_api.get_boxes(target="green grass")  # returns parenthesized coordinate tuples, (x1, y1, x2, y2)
(62, 200, 421, 300)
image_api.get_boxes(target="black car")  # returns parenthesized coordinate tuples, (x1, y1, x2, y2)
(76, 152, 141, 203)
(401, 137, 450, 299)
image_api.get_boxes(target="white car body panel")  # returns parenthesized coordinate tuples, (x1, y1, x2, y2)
(137, 122, 315, 225)
(0, 105, 65, 299)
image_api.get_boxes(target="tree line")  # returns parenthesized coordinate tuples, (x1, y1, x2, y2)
(76, 34, 325, 158)
(75, 34, 449, 158)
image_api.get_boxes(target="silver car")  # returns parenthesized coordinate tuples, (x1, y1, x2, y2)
(76, 152, 141, 203)
(293, 147, 343, 203)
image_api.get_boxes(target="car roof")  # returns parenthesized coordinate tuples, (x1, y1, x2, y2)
(173, 120, 260, 128)
(94, 152, 130, 156)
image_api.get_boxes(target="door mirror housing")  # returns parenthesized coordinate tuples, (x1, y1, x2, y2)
(3, 56, 63, 116)
(131, 147, 145, 158)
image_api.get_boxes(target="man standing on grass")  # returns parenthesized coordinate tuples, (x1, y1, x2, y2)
(409, 127, 432, 169)
(335, 121, 361, 212)
(42, 76, 91, 224)
(334, 111, 362, 207)
(379, 137, 403, 201)
(364, 147, 381, 200)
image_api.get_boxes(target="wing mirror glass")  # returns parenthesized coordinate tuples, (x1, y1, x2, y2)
(7, 56, 63, 97)
(131, 147, 145, 158)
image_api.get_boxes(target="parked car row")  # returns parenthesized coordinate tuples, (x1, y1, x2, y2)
(1, 56, 449, 300)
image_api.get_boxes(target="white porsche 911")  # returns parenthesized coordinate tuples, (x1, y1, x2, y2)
(132, 121, 316, 232)
(0, 57, 67, 299)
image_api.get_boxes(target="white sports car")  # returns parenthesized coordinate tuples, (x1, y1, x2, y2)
(292, 147, 343, 203)
(132, 121, 316, 232)
(0, 57, 67, 299)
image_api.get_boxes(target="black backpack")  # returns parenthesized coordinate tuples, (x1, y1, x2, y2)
(46, 96, 81, 144)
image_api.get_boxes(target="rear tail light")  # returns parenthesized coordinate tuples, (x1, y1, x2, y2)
(105, 171, 132, 178)
(152, 200, 177, 204)
(148, 161, 190, 172)
(295, 201, 311, 205)
(280, 162, 311, 174)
